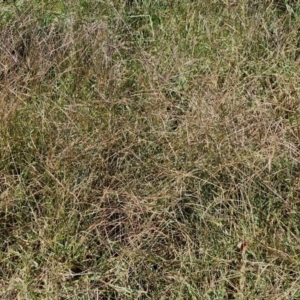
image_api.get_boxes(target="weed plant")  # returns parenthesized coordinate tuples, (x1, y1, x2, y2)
(1, 0, 300, 299)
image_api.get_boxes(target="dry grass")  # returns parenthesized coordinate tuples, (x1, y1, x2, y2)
(1, 0, 300, 299)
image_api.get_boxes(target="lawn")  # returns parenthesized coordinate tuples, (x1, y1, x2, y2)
(0, 1, 300, 299)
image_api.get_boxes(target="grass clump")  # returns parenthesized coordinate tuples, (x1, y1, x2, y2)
(1, 0, 300, 299)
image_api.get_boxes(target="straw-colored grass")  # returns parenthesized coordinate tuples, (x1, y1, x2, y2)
(1, 1, 300, 299)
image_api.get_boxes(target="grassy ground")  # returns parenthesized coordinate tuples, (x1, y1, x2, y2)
(1, 0, 300, 299)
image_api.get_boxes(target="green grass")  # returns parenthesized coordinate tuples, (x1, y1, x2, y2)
(1, 0, 300, 299)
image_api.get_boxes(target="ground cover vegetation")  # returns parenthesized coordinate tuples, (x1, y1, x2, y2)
(1, 0, 300, 299)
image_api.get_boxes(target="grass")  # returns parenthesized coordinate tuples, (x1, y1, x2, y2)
(1, 0, 300, 299)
